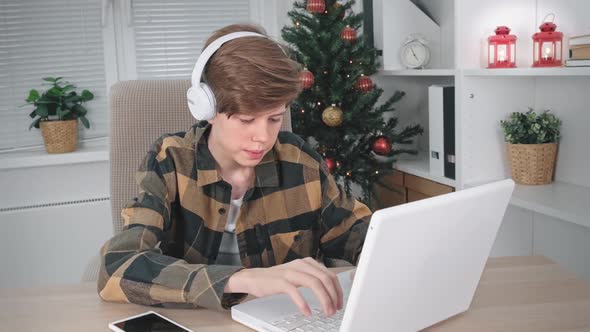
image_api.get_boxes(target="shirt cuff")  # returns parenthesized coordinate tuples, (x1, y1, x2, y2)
(186, 265, 245, 311)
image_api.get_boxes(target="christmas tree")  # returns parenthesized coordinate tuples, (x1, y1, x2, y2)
(281, 0, 423, 207)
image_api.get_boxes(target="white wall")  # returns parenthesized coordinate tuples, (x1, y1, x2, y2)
(490, 205, 533, 257)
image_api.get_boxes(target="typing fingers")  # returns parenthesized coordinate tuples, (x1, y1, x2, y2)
(282, 282, 311, 316)
(284, 269, 334, 316)
(301, 257, 343, 310)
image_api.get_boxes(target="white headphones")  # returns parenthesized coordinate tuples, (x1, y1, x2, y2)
(187, 31, 266, 121)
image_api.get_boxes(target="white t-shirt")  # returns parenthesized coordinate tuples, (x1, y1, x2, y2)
(215, 196, 243, 266)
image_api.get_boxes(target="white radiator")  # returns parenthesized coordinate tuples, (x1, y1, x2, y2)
(0, 156, 113, 288)
(0, 198, 113, 288)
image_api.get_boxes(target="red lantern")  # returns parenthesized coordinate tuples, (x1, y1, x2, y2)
(356, 74, 373, 92)
(532, 14, 563, 67)
(300, 68, 314, 89)
(306, 0, 325, 13)
(487, 26, 517, 68)
(340, 25, 357, 42)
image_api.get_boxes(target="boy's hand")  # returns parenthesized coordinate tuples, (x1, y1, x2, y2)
(224, 257, 343, 316)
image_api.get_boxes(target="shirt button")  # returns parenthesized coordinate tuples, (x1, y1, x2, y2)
(218, 207, 226, 215)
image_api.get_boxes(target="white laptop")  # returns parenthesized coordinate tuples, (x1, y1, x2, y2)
(232, 179, 515, 332)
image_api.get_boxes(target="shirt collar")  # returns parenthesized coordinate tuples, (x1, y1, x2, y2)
(193, 124, 280, 188)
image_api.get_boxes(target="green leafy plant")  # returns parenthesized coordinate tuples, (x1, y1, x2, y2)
(25, 77, 94, 130)
(500, 108, 561, 144)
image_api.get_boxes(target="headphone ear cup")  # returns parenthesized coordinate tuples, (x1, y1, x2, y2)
(186, 83, 216, 120)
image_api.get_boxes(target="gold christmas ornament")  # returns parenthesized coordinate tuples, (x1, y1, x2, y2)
(322, 104, 343, 127)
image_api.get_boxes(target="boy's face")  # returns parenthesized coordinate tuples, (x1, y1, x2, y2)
(208, 105, 286, 169)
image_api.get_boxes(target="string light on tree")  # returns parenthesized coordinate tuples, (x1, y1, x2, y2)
(372, 135, 392, 155)
(356, 74, 373, 92)
(300, 68, 314, 89)
(322, 104, 344, 127)
(340, 25, 357, 42)
(306, 0, 325, 13)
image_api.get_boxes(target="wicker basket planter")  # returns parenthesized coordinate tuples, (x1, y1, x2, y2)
(506, 143, 557, 185)
(39, 119, 78, 154)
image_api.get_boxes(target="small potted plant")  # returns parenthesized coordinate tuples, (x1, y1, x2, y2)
(25, 77, 94, 153)
(500, 108, 561, 185)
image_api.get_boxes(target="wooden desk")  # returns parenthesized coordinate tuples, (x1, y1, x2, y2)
(1, 256, 589, 332)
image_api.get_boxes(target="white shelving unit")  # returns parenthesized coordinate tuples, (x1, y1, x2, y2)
(456, 0, 590, 201)
(510, 182, 590, 229)
(379, 69, 456, 77)
(463, 67, 590, 76)
(373, 0, 590, 279)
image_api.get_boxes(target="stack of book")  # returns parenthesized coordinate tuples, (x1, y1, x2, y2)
(566, 34, 590, 67)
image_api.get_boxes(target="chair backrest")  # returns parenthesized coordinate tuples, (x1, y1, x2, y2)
(109, 80, 292, 234)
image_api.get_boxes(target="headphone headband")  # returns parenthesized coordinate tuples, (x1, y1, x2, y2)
(190, 31, 266, 86)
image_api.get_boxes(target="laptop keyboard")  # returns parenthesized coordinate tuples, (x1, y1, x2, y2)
(270, 308, 344, 331)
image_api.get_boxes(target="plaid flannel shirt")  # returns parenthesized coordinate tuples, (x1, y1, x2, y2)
(98, 124, 372, 311)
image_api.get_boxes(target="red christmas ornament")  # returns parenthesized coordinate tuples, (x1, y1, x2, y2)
(340, 25, 357, 42)
(356, 74, 373, 92)
(306, 0, 326, 13)
(300, 68, 314, 89)
(372, 136, 392, 155)
(325, 157, 337, 173)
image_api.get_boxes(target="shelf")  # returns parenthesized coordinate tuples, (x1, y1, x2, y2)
(393, 151, 456, 188)
(510, 181, 590, 229)
(378, 69, 456, 77)
(463, 67, 590, 77)
(0, 139, 109, 170)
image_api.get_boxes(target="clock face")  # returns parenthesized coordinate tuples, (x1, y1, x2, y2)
(401, 41, 430, 69)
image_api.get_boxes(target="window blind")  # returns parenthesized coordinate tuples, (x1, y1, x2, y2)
(131, 0, 252, 79)
(0, 0, 108, 150)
